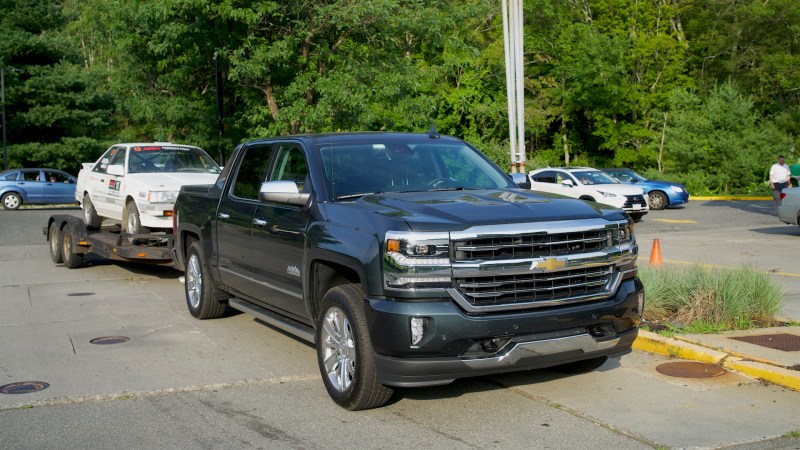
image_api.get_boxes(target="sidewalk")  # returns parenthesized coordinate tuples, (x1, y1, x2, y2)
(633, 327, 800, 391)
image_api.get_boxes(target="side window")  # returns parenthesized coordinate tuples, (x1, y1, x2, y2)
(23, 171, 41, 181)
(44, 171, 69, 183)
(533, 170, 557, 184)
(93, 146, 123, 174)
(613, 172, 632, 182)
(269, 144, 309, 193)
(230, 144, 275, 200)
(4, 172, 18, 181)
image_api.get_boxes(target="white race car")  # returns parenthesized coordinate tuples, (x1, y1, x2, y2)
(528, 167, 649, 221)
(76, 143, 221, 233)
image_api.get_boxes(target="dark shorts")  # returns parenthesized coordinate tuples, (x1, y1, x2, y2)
(774, 181, 789, 192)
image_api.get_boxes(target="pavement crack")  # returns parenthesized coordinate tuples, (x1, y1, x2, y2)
(67, 334, 76, 355)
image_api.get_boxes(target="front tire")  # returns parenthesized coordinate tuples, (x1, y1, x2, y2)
(316, 284, 393, 410)
(124, 200, 148, 234)
(48, 223, 63, 264)
(185, 241, 227, 319)
(1, 192, 22, 210)
(648, 191, 668, 210)
(83, 194, 102, 229)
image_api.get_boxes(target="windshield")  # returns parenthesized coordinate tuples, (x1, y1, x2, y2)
(573, 170, 620, 185)
(128, 145, 221, 174)
(319, 140, 513, 199)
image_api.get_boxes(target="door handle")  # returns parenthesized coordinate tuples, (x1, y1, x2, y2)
(218, 212, 230, 220)
(253, 218, 267, 227)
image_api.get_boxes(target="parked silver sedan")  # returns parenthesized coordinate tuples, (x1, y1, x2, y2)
(777, 187, 800, 226)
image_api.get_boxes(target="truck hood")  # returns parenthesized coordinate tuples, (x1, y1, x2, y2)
(352, 189, 624, 231)
(127, 172, 220, 191)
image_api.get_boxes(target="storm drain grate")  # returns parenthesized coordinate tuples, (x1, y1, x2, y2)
(656, 361, 727, 378)
(0, 381, 50, 394)
(729, 333, 800, 352)
(90, 336, 130, 345)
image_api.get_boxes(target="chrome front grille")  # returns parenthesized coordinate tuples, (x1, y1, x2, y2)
(623, 195, 647, 208)
(454, 265, 614, 308)
(453, 230, 609, 261)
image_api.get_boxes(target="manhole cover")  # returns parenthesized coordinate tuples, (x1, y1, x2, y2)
(67, 292, 95, 297)
(90, 336, 130, 345)
(0, 381, 50, 394)
(729, 333, 800, 352)
(656, 361, 727, 378)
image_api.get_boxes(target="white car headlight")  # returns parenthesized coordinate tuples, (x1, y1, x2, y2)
(669, 186, 684, 193)
(147, 191, 178, 203)
(597, 190, 618, 198)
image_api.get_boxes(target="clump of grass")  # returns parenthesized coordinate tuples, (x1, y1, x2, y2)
(639, 264, 782, 332)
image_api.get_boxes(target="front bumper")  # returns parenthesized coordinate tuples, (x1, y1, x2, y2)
(366, 277, 643, 387)
(137, 202, 175, 229)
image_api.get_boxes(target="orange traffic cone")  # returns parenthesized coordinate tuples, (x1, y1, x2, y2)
(649, 239, 662, 267)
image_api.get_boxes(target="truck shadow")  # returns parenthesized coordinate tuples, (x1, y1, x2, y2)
(80, 253, 182, 279)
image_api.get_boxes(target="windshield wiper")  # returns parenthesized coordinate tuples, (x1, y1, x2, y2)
(335, 192, 383, 200)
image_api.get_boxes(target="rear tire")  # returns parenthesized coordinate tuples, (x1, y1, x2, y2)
(61, 226, 84, 269)
(185, 241, 227, 319)
(48, 223, 63, 264)
(316, 284, 393, 410)
(83, 194, 102, 229)
(648, 191, 668, 210)
(556, 356, 608, 373)
(1, 192, 22, 210)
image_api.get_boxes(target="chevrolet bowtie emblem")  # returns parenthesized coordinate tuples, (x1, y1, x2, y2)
(531, 257, 566, 271)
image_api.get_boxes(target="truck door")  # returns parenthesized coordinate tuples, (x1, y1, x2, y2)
(249, 143, 310, 320)
(215, 143, 275, 296)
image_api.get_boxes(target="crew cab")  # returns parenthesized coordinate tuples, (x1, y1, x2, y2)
(528, 167, 649, 222)
(172, 132, 644, 410)
(76, 143, 221, 233)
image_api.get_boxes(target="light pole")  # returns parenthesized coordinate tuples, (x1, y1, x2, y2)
(1, 66, 7, 171)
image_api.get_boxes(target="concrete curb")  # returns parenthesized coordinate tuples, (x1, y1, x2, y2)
(633, 330, 800, 391)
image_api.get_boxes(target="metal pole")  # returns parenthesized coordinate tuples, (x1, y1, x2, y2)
(514, 0, 526, 173)
(1, 67, 7, 171)
(214, 53, 225, 166)
(501, 0, 517, 172)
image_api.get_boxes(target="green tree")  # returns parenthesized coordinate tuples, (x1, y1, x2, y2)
(0, 0, 115, 171)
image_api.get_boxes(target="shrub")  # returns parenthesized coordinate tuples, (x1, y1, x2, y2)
(639, 264, 782, 332)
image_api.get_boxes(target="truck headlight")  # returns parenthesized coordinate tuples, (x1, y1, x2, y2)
(384, 231, 451, 290)
(147, 191, 178, 203)
(610, 223, 633, 246)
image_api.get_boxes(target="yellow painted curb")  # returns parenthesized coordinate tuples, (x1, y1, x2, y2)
(632, 330, 727, 364)
(691, 196, 771, 201)
(723, 358, 800, 391)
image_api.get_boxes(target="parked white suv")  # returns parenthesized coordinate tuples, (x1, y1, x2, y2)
(76, 143, 221, 233)
(528, 167, 649, 221)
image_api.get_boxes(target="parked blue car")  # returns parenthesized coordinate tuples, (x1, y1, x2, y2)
(0, 168, 78, 210)
(602, 168, 689, 210)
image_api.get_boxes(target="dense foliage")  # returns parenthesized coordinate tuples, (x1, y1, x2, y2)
(1, 0, 797, 194)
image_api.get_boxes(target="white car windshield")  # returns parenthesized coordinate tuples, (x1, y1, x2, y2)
(128, 146, 221, 174)
(573, 170, 619, 186)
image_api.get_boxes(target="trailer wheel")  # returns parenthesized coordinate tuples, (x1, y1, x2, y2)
(83, 194, 102, 230)
(185, 241, 226, 319)
(48, 222, 63, 264)
(61, 226, 84, 269)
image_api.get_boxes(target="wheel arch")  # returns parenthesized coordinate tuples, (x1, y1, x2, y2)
(308, 258, 362, 323)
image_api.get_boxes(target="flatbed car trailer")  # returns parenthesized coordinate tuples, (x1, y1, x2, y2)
(44, 215, 174, 269)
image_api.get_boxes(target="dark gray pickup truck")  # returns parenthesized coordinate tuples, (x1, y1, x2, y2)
(172, 131, 644, 410)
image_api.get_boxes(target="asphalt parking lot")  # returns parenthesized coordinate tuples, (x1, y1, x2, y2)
(634, 200, 800, 321)
(1, 202, 800, 449)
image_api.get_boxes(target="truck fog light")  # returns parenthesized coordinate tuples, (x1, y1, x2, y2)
(410, 317, 428, 347)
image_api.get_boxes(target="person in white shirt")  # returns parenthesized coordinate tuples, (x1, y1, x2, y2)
(769, 154, 792, 204)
